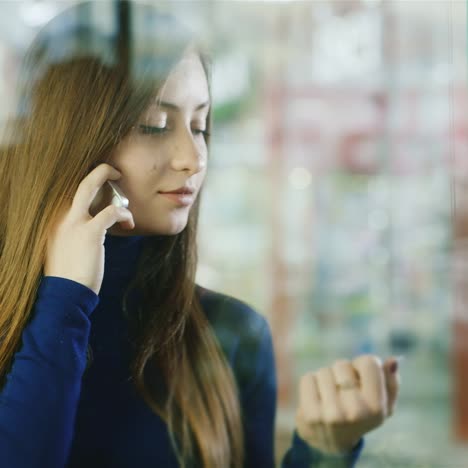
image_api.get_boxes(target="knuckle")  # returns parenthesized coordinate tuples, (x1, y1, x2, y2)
(315, 367, 329, 376)
(94, 163, 111, 180)
(333, 359, 350, 369)
(87, 219, 101, 235)
(113, 204, 125, 214)
(104, 163, 119, 175)
(370, 355, 383, 366)
(352, 355, 365, 367)
(370, 355, 383, 367)
(77, 175, 89, 191)
(100, 165, 112, 179)
(334, 359, 350, 368)
(346, 409, 363, 423)
(355, 354, 382, 369)
(355, 354, 372, 364)
(323, 411, 344, 426)
(369, 406, 386, 423)
(303, 411, 320, 426)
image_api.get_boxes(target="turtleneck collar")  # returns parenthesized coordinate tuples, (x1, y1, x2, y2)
(104, 233, 147, 249)
(101, 233, 149, 290)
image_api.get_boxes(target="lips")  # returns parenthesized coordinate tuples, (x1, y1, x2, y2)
(158, 186, 196, 206)
(159, 186, 195, 195)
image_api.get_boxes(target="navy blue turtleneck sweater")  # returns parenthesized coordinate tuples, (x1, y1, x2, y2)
(0, 234, 364, 467)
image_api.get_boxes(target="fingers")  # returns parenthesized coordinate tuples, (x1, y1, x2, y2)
(298, 372, 321, 424)
(315, 367, 344, 421)
(383, 357, 401, 416)
(70, 163, 122, 220)
(91, 204, 134, 232)
(352, 355, 387, 418)
(296, 355, 398, 456)
(332, 360, 364, 421)
(332, 359, 360, 388)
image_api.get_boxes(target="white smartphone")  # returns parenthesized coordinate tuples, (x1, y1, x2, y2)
(90, 180, 129, 215)
(107, 180, 129, 208)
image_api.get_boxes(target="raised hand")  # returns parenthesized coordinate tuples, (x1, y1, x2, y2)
(295, 355, 400, 455)
(44, 163, 135, 295)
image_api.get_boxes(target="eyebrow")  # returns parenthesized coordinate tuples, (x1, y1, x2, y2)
(157, 100, 210, 112)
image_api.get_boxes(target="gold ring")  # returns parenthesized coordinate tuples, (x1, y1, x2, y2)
(336, 380, 358, 391)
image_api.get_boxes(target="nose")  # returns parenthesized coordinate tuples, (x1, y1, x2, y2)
(170, 127, 206, 175)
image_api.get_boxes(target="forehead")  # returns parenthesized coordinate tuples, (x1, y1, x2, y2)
(157, 51, 209, 109)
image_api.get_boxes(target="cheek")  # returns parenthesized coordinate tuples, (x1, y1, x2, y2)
(113, 143, 167, 183)
(108, 146, 153, 198)
(197, 165, 208, 188)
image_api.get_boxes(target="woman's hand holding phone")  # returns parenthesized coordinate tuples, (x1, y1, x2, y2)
(44, 163, 134, 295)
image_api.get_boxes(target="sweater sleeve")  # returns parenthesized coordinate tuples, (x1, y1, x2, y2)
(239, 317, 365, 468)
(0, 275, 99, 468)
(281, 431, 364, 467)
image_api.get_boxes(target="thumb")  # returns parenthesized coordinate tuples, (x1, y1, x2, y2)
(383, 356, 402, 416)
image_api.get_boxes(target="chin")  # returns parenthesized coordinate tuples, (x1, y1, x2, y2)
(165, 221, 189, 236)
(168, 211, 191, 231)
(149, 215, 189, 236)
(158, 226, 186, 236)
(123, 209, 191, 236)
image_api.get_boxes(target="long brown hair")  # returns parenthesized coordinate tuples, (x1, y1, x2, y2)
(0, 2, 244, 466)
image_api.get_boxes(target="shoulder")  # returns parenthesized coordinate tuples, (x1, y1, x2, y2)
(195, 284, 271, 365)
(195, 285, 276, 402)
(195, 284, 268, 337)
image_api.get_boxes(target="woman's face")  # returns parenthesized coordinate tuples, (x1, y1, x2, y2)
(107, 50, 209, 236)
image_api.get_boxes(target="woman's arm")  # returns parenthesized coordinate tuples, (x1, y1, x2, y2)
(239, 318, 365, 468)
(0, 276, 99, 468)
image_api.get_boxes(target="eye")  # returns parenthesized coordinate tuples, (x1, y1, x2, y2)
(192, 128, 211, 138)
(138, 124, 168, 135)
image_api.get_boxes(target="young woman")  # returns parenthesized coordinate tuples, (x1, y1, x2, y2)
(0, 2, 400, 467)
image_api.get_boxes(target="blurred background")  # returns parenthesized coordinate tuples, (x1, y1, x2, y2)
(2, 0, 468, 466)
